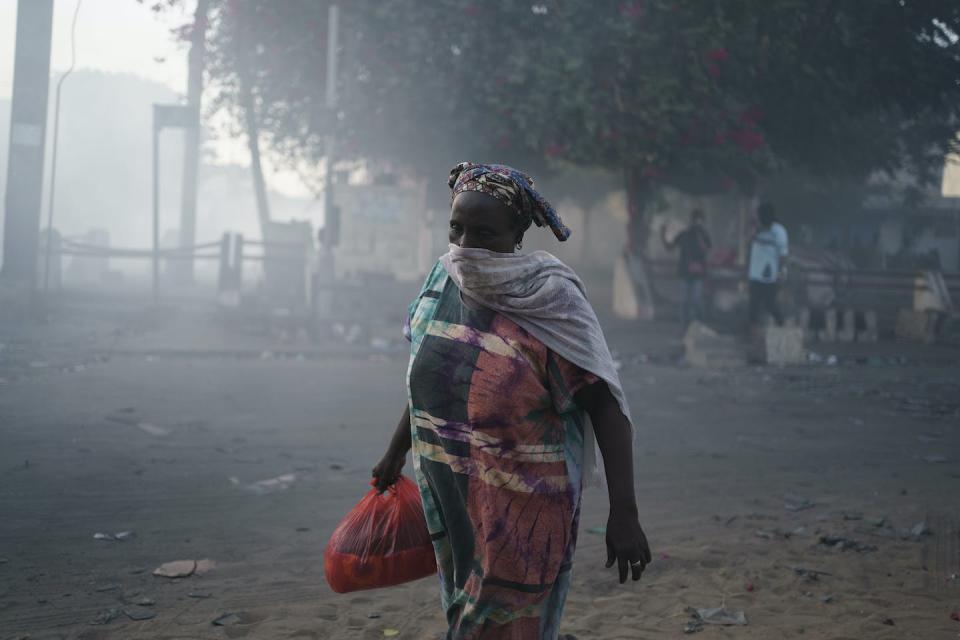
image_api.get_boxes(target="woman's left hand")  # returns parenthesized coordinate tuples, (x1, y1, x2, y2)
(604, 509, 652, 584)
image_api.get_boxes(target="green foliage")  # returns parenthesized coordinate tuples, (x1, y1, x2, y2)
(168, 0, 960, 196)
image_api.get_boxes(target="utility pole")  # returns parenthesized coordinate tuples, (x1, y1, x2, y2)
(175, 0, 210, 285)
(2, 0, 54, 293)
(322, 4, 340, 248)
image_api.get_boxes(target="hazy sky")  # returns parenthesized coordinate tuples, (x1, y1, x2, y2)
(0, 0, 311, 198)
(0, 0, 189, 99)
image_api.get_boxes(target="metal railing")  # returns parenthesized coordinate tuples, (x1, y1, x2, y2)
(43, 232, 315, 305)
(645, 257, 960, 309)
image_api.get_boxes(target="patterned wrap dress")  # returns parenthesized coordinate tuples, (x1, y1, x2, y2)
(404, 261, 598, 639)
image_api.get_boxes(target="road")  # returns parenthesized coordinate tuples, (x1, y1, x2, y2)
(1, 294, 958, 639)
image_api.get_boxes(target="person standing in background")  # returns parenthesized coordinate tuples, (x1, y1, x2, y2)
(661, 209, 712, 328)
(747, 202, 789, 327)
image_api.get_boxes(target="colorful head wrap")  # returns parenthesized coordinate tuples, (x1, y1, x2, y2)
(448, 162, 571, 241)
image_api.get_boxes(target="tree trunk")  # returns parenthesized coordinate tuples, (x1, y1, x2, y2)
(624, 166, 653, 256)
(239, 77, 272, 239)
(175, 0, 210, 285)
(617, 166, 656, 320)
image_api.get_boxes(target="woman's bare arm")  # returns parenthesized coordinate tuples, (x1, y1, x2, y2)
(371, 405, 411, 492)
(575, 381, 652, 583)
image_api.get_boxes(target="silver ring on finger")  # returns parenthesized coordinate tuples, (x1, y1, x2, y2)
(630, 560, 645, 568)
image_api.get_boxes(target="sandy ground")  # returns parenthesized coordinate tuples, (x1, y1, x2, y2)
(1, 293, 959, 639)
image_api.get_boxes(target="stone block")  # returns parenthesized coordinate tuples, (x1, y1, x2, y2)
(761, 326, 806, 365)
(817, 308, 837, 342)
(836, 310, 856, 343)
(857, 310, 878, 343)
(684, 322, 746, 368)
(895, 309, 937, 343)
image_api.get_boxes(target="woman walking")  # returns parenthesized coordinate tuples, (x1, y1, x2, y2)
(373, 162, 650, 639)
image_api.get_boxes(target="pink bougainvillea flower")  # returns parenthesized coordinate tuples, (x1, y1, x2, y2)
(618, 2, 645, 18)
(740, 105, 764, 125)
(545, 143, 568, 158)
(732, 129, 765, 151)
(706, 47, 729, 62)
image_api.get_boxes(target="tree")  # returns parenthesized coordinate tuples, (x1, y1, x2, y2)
(154, 0, 960, 253)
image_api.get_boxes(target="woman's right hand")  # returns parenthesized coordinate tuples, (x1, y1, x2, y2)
(371, 449, 406, 493)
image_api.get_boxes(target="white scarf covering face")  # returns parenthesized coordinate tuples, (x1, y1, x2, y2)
(439, 244, 633, 485)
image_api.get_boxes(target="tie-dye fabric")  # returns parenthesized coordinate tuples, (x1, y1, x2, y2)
(404, 261, 597, 639)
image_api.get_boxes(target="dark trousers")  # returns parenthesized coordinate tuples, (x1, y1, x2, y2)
(749, 281, 783, 326)
(682, 277, 705, 328)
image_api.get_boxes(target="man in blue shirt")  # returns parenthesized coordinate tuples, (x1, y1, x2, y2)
(748, 202, 788, 326)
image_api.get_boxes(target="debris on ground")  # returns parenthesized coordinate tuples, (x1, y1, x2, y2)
(154, 560, 197, 578)
(682, 619, 704, 634)
(856, 524, 900, 540)
(792, 567, 832, 581)
(93, 530, 135, 542)
(90, 607, 122, 625)
(784, 495, 815, 512)
(153, 558, 216, 578)
(910, 521, 932, 538)
(950, 611, 960, 622)
(212, 612, 241, 626)
(820, 594, 834, 604)
(755, 526, 807, 540)
(136, 422, 171, 437)
(124, 608, 157, 621)
(922, 454, 949, 464)
(842, 511, 863, 521)
(882, 617, 895, 626)
(818, 535, 878, 553)
(194, 559, 216, 574)
(243, 473, 297, 496)
(585, 526, 606, 535)
(686, 605, 748, 626)
(188, 591, 212, 599)
(755, 528, 785, 540)
(383, 629, 400, 637)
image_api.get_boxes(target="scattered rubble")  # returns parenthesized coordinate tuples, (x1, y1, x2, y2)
(212, 612, 241, 626)
(93, 531, 135, 542)
(153, 559, 216, 578)
(686, 606, 748, 626)
(818, 535, 878, 553)
(784, 495, 815, 512)
(243, 473, 297, 496)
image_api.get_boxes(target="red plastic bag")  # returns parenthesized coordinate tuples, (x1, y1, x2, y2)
(324, 475, 437, 593)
